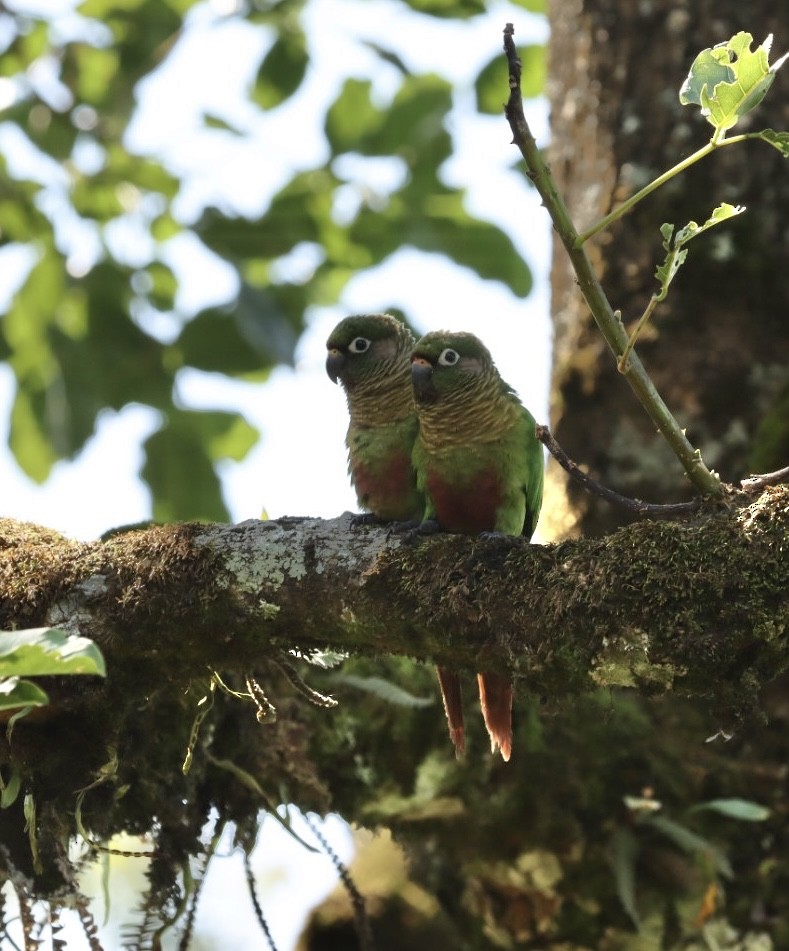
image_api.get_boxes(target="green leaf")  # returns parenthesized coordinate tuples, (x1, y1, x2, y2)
(645, 815, 733, 879)
(680, 33, 789, 133)
(679, 46, 734, 108)
(0, 20, 49, 73)
(66, 44, 120, 107)
(142, 410, 258, 521)
(654, 203, 745, 299)
(8, 385, 59, 483)
(475, 44, 544, 114)
(325, 79, 384, 154)
(332, 674, 434, 708)
(251, 30, 309, 110)
(359, 41, 410, 76)
(79, 0, 149, 14)
(205, 414, 259, 463)
(352, 189, 532, 296)
(759, 128, 789, 157)
(0, 628, 106, 678)
(102, 143, 180, 199)
(364, 792, 466, 822)
(196, 168, 336, 259)
(0, 157, 50, 242)
(151, 211, 182, 242)
(178, 283, 299, 375)
(202, 113, 243, 134)
(0, 678, 50, 711)
(422, 204, 532, 295)
(690, 798, 770, 822)
(398, 0, 484, 16)
(206, 761, 319, 853)
(177, 307, 270, 376)
(43, 261, 174, 457)
(71, 173, 126, 220)
(673, 202, 745, 246)
(0, 768, 23, 808)
(141, 261, 178, 311)
(610, 827, 640, 930)
(363, 74, 453, 157)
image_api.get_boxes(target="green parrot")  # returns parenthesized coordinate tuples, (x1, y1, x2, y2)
(326, 314, 423, 522)
(410, 331, 544, 762)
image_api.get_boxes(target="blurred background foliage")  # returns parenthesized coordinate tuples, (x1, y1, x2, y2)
(0, 0, 544, 521)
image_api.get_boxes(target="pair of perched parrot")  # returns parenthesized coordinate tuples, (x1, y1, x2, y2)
(326, 314, 544, 762)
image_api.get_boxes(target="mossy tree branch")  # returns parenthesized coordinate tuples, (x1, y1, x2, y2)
(2, 494, 788, 719)
(1, 489, 788, 893)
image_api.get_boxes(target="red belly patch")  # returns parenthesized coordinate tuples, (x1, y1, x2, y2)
(353, 452, 415, 519)
(427, 469, 502, 533)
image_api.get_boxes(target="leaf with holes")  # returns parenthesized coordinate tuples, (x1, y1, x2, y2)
(680, 33, 789, 132)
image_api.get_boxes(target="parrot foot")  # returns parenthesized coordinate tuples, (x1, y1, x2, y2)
(415, 518, 442, 534)
(387, 518, 423, 533)
(399, 518, 442, 544)
(350, 512, 384, 528)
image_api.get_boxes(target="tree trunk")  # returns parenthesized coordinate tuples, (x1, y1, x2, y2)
(548, 0, 789, 537)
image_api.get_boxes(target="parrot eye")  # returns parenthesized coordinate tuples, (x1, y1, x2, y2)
(348, 337, 371, 354)
(438, 348, 460, 367)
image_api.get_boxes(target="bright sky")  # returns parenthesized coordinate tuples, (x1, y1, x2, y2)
(0, 0, 550, 947)
(0, 0, 550, 540)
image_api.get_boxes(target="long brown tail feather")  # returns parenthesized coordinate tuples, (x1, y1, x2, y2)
(436, 666, 465, 758)
(477, 672, 512, 762)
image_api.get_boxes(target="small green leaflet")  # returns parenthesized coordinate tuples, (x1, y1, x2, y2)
(759, 128, 789, 157)
(680, 32, 789, 133)
(654, 224, 688, 300)
(655, 203, 745, 298)
(0, 677, 49, 712)
(331, 674, 434, 708)
(610, 826, 641, 929)
(1, 768, 22, 809)
(0, 627, 106, 678)
(0, 627, 106, 712)
(645, 814, 733, 879)
(690, 798, 771, 822)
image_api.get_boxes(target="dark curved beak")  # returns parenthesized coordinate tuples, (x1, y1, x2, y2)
(411, 356, 436, 402)
(326, 348, 345, 384)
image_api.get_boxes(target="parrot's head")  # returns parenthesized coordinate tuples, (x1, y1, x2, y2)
(326, 314, 414, 390)
(411, 331, 495, 406)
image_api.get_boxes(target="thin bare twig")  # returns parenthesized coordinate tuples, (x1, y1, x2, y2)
(536, 426, 702, 517)
(740, 465, 789, 492)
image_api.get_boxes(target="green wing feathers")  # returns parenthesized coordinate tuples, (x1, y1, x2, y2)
(409, 330, 545, 761)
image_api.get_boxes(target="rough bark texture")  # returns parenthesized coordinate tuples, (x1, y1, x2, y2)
(1, 491, 788, 947)
(1, 496, 788, 732)
(548, 0, 789, 537)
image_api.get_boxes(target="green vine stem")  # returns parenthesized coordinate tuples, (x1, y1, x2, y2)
(577, 132, 754, 245)
(503, 23, 722, 498)
(618, 296, 660, 373)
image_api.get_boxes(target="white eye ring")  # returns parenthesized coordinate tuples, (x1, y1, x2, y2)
(438, 348, 460, 366)
(349, 337, 370, 353)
